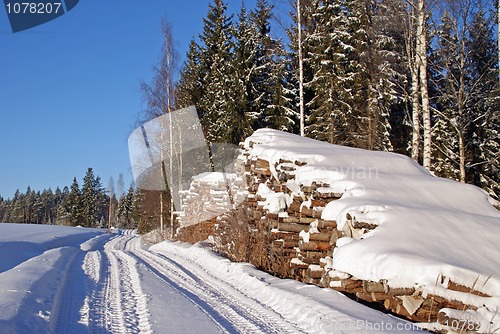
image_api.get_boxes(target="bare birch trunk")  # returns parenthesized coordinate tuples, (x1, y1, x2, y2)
(410, 60, 421, 162)
(408, 2, 421, 162)
(458, 130, 466, 183)
(417, 0, 431, 170)
(297, 0, 305, 137)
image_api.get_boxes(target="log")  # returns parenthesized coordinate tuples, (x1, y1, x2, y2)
(387, 286, 415, 296)
(299, 217, 317, 224)
(294, 160, 307, 166)
(447, 280, 490, 297)
(371, 292, 388, 302)
(340, 278, 364, 292)
(307, 265, 324, 279)
(287, 201, 301, 213)
(355, 292, 374, 303)
(253, 168, 272, 177)
(428, 295, 477, 311)
(311, 199, 327, 207)
(299, 206, 314, 217)
(282, 240, 299, 248)
(278, 222, 308, 233)
(299, 240, 331, 251)
(384, 298, 395, 311)
(313, 191, 343, 199)
(301, 257, 321, 265)
(363, 281, 386, 293)
(320, 220, 337, 228)
(308, 232, 332, 242)
(398, 295, 424, 316)
(395, 302, 412, 318)
(290, 258, 309, 269)
(280, 216, 300, 224)
(305, 251, 326, 259)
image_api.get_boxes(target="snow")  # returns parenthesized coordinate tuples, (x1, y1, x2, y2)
(150, 240, 424, 333)
(256, 183, 291, 214)
(0, 223, 424, 333)
(244, 129, 500, 330)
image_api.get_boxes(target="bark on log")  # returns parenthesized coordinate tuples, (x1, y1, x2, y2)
(299, 240, 331, 251)
(307, 232, 332, 242)
(447, 280, 490, 297)
(278, 222, 309, 233)
(307, 266, 324, 279)
(320, 220, 337, 228)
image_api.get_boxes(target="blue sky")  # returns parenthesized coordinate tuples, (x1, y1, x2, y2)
(0, 0, 291, 198)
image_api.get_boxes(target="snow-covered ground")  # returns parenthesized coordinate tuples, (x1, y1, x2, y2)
(0, 223, 425, 333)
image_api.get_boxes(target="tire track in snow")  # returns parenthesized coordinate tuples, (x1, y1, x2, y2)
(132, 247, 302, 334)
(103, 233, 152, 334)
(52, 232, 152, 334)
(50, 250, 88, 334)
(154, 252, 305, 333)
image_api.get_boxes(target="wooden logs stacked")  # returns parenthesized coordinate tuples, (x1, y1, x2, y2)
(176, 147, 493, 333)
(177, 174, 233, 230)
(176, 220, 215, 244)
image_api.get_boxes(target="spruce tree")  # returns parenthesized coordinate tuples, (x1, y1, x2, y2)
(301, 0, 362, 145)
(176, 39, 204, 109)
(82, 168, 98, 227)
(467, 6, 499, 199)
(67, 178, 82, 226)
(197, 0, 244, 144)
(251, 0, 297, 132)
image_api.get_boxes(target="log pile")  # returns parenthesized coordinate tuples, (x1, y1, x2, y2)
(175, 144, 493, 332)
(177, 172, 234, 229)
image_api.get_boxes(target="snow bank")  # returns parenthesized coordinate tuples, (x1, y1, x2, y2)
(0, 223, 104, 272)
(244, 129, 500, 329)
(0, 223, 108, 332)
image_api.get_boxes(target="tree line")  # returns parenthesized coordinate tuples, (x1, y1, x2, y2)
(134, 0, 498, 235)
(169, 0, 498, 199)
(0, 168, 142, 229)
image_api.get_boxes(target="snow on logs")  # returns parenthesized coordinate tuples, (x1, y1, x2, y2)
(176, 129, 500, 333)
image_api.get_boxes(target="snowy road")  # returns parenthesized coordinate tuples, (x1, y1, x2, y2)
(52, 231, 302, 334)
(0, 224, 425, 333)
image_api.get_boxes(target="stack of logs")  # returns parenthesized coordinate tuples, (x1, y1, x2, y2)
(176, 174, 233, 243)
(176, 148, 490, 332)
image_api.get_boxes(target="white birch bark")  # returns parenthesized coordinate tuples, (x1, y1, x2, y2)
(417, 0, 431, 170)
(297, 0, 305, 137)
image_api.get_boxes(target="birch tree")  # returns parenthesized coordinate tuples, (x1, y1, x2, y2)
(141, 19, 177, 237)
(405, 0, 432, 168)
